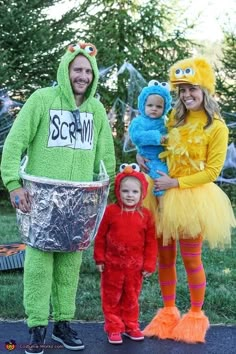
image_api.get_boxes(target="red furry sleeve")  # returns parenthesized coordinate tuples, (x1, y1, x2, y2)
(93, 207, 110, 264)
(143, 209, 158, 273)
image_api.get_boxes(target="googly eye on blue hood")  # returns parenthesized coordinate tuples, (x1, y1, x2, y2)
(138, 83, 172, 119)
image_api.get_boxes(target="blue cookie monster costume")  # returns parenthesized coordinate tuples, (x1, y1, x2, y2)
(128, 83, 172, 196)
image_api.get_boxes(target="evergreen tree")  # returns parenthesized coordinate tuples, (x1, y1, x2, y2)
(80, 0, 195, 76)
(0, 0, 92, 97)
(216, 24, 236, 148)
(217, 30, 236, 113)
(216, 24, 236, 203)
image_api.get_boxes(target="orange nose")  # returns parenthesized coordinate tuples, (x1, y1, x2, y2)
(123, 165, 133, 174)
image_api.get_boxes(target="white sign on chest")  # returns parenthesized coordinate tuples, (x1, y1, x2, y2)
(48, 110, 94, 149)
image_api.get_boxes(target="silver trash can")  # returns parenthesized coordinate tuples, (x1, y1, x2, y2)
(16, 158, 109, 252)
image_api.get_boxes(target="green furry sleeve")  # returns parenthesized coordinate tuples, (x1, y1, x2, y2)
(1, 91, 44, 191)
(93, 100, 116, 199)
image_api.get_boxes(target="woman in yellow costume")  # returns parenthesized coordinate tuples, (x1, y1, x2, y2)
(139, 57, 236, 343)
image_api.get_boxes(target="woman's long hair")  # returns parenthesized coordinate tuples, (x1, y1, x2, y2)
(173, 87, 222, 129)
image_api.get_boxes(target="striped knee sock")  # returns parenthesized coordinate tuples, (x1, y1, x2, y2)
(158, 239, 177, 307)
(179, 237, 206, 312)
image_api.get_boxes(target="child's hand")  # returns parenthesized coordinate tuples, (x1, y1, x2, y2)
(161, 135, 167, 144)
(96, 264, 105, 272)
(136, 154, 149, 173)
(142, 271, 152, 278)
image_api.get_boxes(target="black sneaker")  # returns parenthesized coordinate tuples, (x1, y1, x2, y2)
(25, 326, 47, 354)
(52, 321, 85, 350)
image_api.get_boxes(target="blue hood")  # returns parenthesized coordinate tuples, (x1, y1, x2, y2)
(138, 85, 172, 119)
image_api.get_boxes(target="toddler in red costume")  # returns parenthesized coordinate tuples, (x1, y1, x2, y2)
(94, 163, 158, 345)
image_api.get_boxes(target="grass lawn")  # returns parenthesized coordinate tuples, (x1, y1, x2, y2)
(0, 207, 235, 324)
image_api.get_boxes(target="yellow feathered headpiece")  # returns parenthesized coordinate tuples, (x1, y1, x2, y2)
(169, 57, 215, 94)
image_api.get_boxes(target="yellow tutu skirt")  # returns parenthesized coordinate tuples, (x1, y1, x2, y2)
(143, 177, 236, 248)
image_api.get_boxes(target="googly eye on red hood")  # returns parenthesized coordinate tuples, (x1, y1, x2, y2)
(119, 163, 140, 173)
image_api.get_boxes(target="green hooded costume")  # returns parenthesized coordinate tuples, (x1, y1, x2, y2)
(1, 43, 116, 327)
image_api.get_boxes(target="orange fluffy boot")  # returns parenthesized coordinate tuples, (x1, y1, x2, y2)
(172, 310, 209, 343)
(143, 307, 181, 339)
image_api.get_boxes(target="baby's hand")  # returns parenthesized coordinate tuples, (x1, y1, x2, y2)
(161, 135, 167, 144)
(142, 271, 152, 278)
(96, 264, 104, 272)
(136, 154, 149, 173)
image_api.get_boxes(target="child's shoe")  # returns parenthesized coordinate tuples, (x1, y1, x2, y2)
(107, 332, 123, 344)
(123, 329, 144, 341)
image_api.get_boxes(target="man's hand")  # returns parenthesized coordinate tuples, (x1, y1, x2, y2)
(10, 187, 32, 213)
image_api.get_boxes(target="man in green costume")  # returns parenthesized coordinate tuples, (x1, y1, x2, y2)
(1, 42, 115, 353)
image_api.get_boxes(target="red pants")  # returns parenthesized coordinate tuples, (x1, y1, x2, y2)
(101, 267, 143, 332)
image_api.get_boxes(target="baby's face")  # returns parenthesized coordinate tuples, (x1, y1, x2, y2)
(145, 94, 164, 118)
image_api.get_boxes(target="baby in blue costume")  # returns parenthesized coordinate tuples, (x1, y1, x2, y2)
(128, 80, 172, 197)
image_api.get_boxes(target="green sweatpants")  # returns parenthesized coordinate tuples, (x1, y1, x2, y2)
(23, 246, 82, 328)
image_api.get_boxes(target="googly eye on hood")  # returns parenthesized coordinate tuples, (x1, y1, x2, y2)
(169, 57, 215, 94)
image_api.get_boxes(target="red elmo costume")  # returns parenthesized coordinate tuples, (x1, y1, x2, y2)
(94, 165, 158, 333)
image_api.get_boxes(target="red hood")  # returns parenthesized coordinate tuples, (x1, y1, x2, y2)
(115, 165, 148, 208)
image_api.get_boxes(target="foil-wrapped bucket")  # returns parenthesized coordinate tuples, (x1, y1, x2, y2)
(16, 158, 110, 252)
